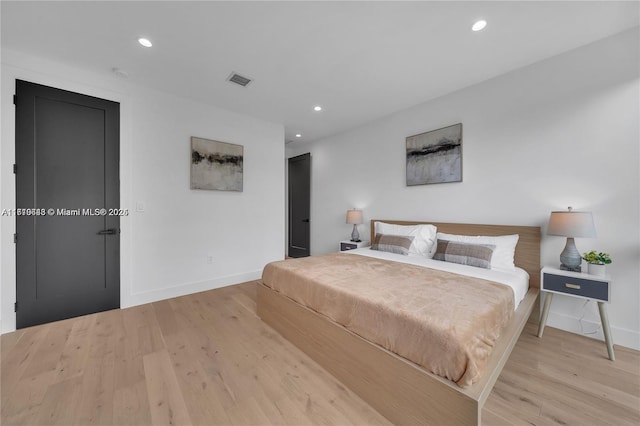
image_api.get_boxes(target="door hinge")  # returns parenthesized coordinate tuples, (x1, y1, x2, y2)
(14, 302, 18, 312)
(13, 94, 17, 106)
(13, 164, 17, 174)
(14, 233, 17, 243)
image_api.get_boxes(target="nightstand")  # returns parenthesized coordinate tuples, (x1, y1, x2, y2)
(537, 266, 614, 360)
(339, 240, 369, 251)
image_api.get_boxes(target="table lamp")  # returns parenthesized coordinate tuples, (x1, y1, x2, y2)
(346, 209, 363, 242)
(547, 206, 596, 272)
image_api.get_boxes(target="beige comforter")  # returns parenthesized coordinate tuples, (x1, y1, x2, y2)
(261, 252, 515, 387)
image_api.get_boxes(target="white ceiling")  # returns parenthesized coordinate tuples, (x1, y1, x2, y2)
(2, 1, 638, 144)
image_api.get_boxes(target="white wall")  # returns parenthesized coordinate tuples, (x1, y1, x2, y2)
(1, 49, 285, 333)
(287, 28, 640, 350)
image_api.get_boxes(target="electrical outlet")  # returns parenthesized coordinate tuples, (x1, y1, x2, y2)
(207, 255, 213, 264)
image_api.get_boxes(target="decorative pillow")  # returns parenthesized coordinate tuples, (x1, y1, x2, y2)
(371, 233, 415, 256)
(374, 222, 437, 258)
(433, 240, 496, 269)
(436, 232, 519, 270)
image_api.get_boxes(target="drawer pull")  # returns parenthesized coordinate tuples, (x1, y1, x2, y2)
(565, 283, 581, 290)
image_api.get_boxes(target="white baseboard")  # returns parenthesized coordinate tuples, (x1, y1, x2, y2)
(546, 311, 640, 351)
(122, 270, 262, 309)
(0, 271, 262, 335)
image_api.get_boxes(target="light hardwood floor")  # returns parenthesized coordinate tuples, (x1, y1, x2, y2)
(1, 281, 638, 426)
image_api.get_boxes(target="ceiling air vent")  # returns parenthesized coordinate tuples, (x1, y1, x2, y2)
(227, 72, 252, 87)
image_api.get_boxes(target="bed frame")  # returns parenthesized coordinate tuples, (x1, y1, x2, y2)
(257, 220, 540, 425)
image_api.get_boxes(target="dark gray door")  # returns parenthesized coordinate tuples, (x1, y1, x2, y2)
(288, 153, 311, 257)
(15, 80, 120, 328)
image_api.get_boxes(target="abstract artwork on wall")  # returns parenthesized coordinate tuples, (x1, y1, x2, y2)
(406, 123, 462, 186)
(190, 136, 243, 191)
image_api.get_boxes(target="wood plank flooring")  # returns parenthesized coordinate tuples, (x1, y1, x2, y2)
(2, 281, 639, 425)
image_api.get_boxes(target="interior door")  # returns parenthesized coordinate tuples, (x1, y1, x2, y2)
(15, 80, 120, 328)
(288, 153, 311, 257)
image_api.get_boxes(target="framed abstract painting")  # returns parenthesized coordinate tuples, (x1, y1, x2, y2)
(190, 137, 243, 191)
(406, 123, 462, 186)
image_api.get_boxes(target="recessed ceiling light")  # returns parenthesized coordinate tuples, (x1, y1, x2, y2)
(138, 38, 153, 47)
(295, 134, 302, 138)
(313, 105, 322, 112)
(472, 20, 487, 32)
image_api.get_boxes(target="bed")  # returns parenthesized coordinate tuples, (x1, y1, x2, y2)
(257, 220, 540, 425)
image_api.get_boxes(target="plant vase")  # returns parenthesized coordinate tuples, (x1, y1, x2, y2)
(587, 263, 606, 277)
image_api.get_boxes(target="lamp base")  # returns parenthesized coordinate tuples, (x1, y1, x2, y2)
(559, 237, 582, 272)
(351, 224, 360, 242)
(560, 263, 582, 272)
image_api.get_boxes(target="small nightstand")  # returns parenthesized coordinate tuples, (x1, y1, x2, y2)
(339, 240, 369, 251)
(537, 266, 614, 360)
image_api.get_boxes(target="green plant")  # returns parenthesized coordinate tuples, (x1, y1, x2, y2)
(582, 250, 612, 265)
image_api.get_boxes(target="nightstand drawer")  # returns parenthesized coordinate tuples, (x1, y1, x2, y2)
(339, 240, 369, 251)
(340, 242, 358, 251)
(543, 272, 609, 301)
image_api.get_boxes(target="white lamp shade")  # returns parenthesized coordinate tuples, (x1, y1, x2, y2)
(547, 211, 596, 238)
(346, 209, 363, 225)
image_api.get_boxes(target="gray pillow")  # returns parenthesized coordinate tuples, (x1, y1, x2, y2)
(433, 240, 496, 269)
(371, 233, 415, 256)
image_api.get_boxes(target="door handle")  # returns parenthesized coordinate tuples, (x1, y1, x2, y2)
(302, 219, 310, 223)
(97, 228, 118, 235)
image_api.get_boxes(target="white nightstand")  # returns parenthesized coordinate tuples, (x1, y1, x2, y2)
(537, 266, 614, 360)
(339, 240, 369, 251)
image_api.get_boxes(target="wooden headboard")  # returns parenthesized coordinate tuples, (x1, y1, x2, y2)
(370, 220, 541, 287)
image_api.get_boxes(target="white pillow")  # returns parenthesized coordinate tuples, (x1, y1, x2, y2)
(436, 232, 519, 270)
(374, 222, 437, 258)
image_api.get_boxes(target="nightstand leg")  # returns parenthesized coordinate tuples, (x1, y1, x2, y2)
(537, 292, 554, 338)
(597, 302, 615, 361)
